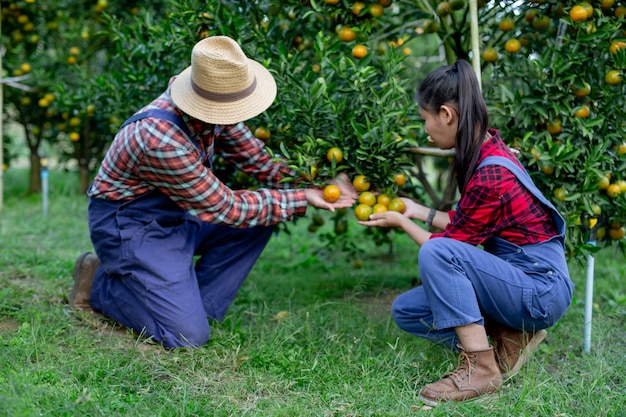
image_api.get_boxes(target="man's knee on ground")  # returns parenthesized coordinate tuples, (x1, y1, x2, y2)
(160, 321, 211, 349)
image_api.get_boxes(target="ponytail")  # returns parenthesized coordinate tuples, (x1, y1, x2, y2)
(416, 60, 489, 194)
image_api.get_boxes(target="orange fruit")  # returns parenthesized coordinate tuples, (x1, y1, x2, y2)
(617, 180, 626, 193)
(605, 70, 622, 85)
(609, 227, 625, 240)
(482, 47, 498, 62)
(378, 0, 392, 6)
(570, 5, 588, 22)
(607, 183, 621, 198)
(354, 204, 373, 221)
(572, 81, 591, 97)
(69, 132, 80, 141)
(616, 6, 626, 18)
(580, 1, 593, 17)
(377, 193, 391, 206)
(598, 173, 611, 191)
(254, 126, 271, 140)
(369, 3, 384, 17)
(540, 163, 554, 176)
(338, 27, 356, 42)
(324, 0, 340, 4)
(327, 147, 343, 163)
(609, 41, 626, 54)
(498, 17, 514, 32)
(388, 198, 406, 213)
(617, 143, 626, 156)
(359, 191, 377, 206)
(323, 184, 341, 203)
(504, 39, 521, 53)
(304, 165, 318, 181)
(553, 187, 567, 201)
(532, 15, 551, 31)
(393, 173, 407, 187)
(574, 104, 590, 118)
(547, 119, 562, 135)
(352, 44, 368, 59)
(353, 175, 371, 192)
(372, 203, 388, 214)
(601, 0, 614, 9)
(352, 2, 366, 15)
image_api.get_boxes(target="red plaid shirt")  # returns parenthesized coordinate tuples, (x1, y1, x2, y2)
(88, 77, 307, 227)
(431, 129, 558, 246)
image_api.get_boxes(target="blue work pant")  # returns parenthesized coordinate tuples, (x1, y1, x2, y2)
(88, 192, 274, 348)
(391, 237, 574, 349)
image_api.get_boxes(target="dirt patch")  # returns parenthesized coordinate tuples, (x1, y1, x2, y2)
(0, 318, 20, 333)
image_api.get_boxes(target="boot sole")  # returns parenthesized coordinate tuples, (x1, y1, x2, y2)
(504, 329, 547, 378)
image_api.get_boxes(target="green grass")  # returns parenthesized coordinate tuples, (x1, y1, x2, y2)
(1, 168, 625, 417)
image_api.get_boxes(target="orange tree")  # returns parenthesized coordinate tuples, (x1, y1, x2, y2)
(5, 0, 625, 261)
(478, 0, 626, 257)
(1, 0, 149, 193)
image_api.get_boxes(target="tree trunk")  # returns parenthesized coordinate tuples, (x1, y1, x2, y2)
(79, 165, 91, 195)
(29, 151, 41, 194)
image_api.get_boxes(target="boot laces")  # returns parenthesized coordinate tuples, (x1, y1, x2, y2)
(447, 348, 476, 384)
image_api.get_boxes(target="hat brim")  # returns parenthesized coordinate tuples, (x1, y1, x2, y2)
(170, 59, 277, 125)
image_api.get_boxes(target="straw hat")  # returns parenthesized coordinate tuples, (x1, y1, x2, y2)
(171, 36, 277, 125)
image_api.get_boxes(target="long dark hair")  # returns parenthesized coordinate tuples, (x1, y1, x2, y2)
(416, 60, 489, 194)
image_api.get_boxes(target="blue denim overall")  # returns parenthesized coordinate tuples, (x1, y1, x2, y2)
(391, 156, 574, 349)
(88, 110, 274, 348)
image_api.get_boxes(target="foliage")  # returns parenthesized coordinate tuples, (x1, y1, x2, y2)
(478, 0, 626, 257)
(2, 0, 626, 260)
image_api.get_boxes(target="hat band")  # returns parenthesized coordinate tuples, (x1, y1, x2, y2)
(191, 77, 257, 103)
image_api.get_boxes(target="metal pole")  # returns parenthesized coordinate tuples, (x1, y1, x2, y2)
(41, 156, 49, 217)
(583, 218, 598, 353)
(583, 250, 595, 353)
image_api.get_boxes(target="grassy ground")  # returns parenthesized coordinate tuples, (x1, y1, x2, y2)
(1, 169, 625, 417)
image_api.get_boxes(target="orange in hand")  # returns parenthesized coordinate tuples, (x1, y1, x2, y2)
(354, 204, 373, 221)
(388, 198, 406, 213)
(323, 185, 341, 203)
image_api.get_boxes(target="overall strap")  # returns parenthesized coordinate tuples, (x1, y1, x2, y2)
(120, 109, 209, 166)
(477, 155, 565, 240)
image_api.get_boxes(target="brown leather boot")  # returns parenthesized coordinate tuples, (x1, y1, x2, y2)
(488, 323, 547, 378)
(419, 346, 502, 407)
(69, 252, 100, 313)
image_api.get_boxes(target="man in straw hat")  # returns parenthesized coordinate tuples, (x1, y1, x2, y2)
(69, 36, 357, 348)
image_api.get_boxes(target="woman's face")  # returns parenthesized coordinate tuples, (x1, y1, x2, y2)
(419, 105, 458, 150)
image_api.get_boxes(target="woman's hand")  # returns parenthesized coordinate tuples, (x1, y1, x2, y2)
(357, 210, 408, 229)
(399, 198, 426, 220)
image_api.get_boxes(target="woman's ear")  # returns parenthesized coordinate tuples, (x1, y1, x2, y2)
(439, 105, 458, 125)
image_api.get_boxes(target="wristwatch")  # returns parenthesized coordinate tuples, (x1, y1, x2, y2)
(425, 208, 436, 228)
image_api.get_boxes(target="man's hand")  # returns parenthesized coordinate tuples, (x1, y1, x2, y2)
(305, 188, 356, 212)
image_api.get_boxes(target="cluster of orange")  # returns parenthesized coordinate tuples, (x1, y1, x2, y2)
(332, 0, 394, 59)
(323, 175, 406, 220)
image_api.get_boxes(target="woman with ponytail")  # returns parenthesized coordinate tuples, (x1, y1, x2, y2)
(359, 60, 573, 406)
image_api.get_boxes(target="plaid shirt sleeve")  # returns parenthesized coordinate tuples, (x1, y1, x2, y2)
(93, 116, 307, 228)
(214, 122, 299, 189)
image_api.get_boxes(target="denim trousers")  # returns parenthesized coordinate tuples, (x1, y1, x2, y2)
(391, 236, 574, 350)
(87, 191, 274, 348)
